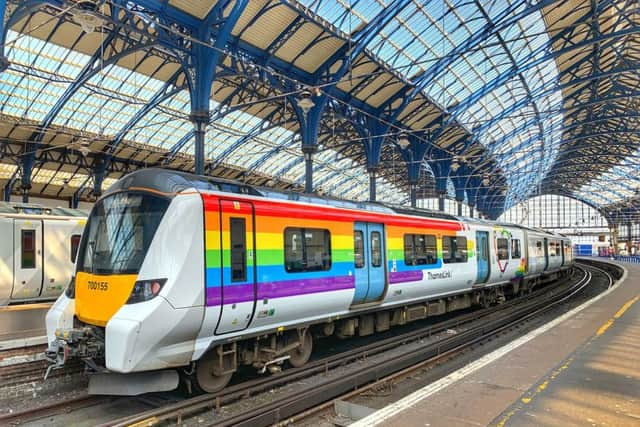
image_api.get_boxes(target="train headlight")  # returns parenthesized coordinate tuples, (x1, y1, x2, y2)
(65, 276, 76, 299)
(126, 278, 167, 304)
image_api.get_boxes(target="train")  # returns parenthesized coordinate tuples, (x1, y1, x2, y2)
(44, 169, 573, 395)
(0, 202, 86, 305)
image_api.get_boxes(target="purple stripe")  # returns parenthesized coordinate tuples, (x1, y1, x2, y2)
(206, 276, 355, 306)
(389, 270, 423, 284)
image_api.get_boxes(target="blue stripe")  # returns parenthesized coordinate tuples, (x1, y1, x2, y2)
(388, 259, 442, 271)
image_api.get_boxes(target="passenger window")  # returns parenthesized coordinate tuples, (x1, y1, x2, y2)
(404, 235, 415, 265)
(230, 218, 246, 282)
(536, 241, 542, 256)
(497, 238, 509, 260)
(443, 236, 467, 264)
(404, 234, 437, 266)
(456, 237, 468, 262)
(550, 242, 556, 257)
(354, 231, 365, 268)
(511, 239, 521, 259)
(442, 236, 452, 263)
(21, 230, 36, 269)
(285, 228, 331, 272)
(371, 231, 382, 267)
(70, 234, 82, 263)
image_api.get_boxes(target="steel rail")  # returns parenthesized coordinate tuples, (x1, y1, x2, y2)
(210, 265, 601, 427)
(103, 261, 616, 427)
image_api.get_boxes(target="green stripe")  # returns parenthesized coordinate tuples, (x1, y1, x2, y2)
(207, 248, 353, 267)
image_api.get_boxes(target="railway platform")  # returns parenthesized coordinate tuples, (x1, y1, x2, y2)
(353, 260, 639, 427)
(0, 303, 50, 350)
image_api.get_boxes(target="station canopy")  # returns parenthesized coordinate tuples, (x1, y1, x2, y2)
(0, 0, 637, 221)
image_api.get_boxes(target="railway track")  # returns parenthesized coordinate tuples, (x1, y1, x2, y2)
(0, 260, 619, 427)
(94, 260, 617, 427)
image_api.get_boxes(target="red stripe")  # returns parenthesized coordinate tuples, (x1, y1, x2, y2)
(200, 193, 463, 231)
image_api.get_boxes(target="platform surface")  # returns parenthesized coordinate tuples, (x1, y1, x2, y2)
(0, 303, 50, 349)
(354, 261, 640, 427)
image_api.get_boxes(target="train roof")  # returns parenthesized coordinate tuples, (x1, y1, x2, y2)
(0, 202, 86, 217)
(105, 168, 262, 198)
(456, 216, 569, 238)
(103, 170, 570, 235)
(105, 169, 458, 219)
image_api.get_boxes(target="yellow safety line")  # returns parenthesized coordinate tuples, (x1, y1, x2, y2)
(597, 295, 639, 336)
(492, 294, 640, 426)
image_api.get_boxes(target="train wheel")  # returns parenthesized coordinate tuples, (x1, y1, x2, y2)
(288, 331, 313, 368)
(195, 354, 233, 393)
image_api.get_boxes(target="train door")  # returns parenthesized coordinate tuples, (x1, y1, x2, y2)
(215, 200, 256, 334)
(475, 231, 490, 284)
(543, 238, 549, 271)
(41, 221, 82, 298)
(352, 222, 386, 305)
(12, 219, 43, 299)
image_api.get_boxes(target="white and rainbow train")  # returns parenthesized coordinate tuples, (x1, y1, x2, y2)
(45, 169, 573, 394)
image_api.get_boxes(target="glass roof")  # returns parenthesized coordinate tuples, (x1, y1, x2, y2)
(0, 29, 404, 203)
(298, 0, 563, 209)
(576, 150, 640, 206)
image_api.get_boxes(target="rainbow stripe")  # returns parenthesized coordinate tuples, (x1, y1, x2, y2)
(203, 195, 356, 306)
(202, 194, 468, 306)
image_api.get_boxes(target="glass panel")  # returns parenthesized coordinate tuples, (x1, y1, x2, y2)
(77, 192, 170, 274)
(354, 230, 365, 268)
(21, 230, 36, 269)
(444, 236, 467, 263)
(497, 238, 509, 260)
(442, 236, 452, 263)
(511, 239, 521, 259)
(455, 237, 468, 263)
(230, 218, 246, 282)
(284, 228, 331, 272)
(70, 234, 81, 263)
(371, 231, 382, 267)
(403, 234, 415, 266)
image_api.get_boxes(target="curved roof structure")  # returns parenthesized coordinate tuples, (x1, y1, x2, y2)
(0, 0, 637, 221)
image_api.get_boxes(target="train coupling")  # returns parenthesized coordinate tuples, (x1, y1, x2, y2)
(44, 327, 104, 380)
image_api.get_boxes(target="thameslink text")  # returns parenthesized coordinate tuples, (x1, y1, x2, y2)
(427, 271, 452, 280)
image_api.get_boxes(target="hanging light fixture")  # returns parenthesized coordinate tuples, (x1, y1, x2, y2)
(450, 156, 460, 172)
(482, 174, 490, 186)
(73, 1, 104, 34)
(397, 132, 410, 150)
(296, 89, 315, 116)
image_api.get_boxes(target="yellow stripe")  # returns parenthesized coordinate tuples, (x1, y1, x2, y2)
(492, 296, 640, 426)
(205, 230, 221, 250)
(207, 231, 355, 251)
(491, 357, 574, 427)
(614, 295, 639, 318)
(596, 295, 639, 336)
(596, 319, 614, 336)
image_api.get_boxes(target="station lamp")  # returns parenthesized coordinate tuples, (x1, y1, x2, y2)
(296, 89, 315, 116)
(450, 156, 460, 172)
(73, 1, 104, 33)
(397, 133, 410, 150)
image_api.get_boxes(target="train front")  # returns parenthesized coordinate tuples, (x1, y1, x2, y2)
(43, 180, 192, 393)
